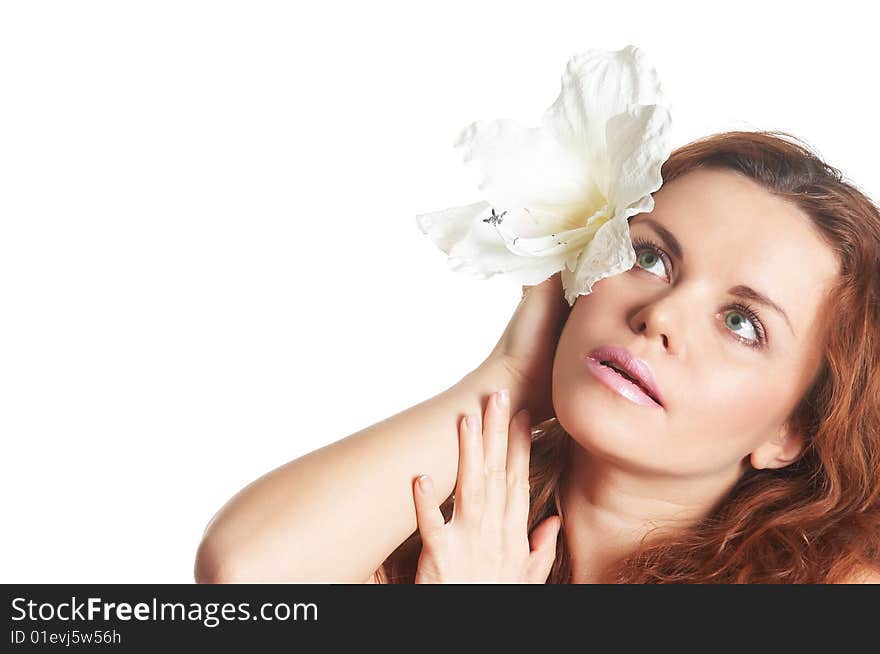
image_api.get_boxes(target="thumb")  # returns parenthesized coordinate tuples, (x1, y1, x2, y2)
(412, 475, 446, 549)
(526, 515, 562, 583)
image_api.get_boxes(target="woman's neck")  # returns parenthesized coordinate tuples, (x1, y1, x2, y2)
(560, 444, 745, 583)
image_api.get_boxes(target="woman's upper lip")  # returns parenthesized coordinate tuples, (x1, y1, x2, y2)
(586, 345, 665, 408)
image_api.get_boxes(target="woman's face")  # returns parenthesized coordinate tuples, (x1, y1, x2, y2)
(552, 167, 840, 478)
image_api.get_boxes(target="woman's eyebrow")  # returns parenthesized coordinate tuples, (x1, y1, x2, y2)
(636, 217, 684, 260)
(728, 284, 795, 336)
(634, 217, 795, 336)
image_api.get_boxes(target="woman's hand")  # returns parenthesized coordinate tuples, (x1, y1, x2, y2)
(411, 388, 562, 583)
(478, 271, 571, 425)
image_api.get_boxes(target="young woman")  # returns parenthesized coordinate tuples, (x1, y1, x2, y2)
(194, 131, 880, 584)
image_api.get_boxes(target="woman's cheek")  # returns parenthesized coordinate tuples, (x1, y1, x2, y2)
(679, 373, 794, 466)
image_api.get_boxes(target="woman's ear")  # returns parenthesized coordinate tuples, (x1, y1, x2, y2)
(749, 427, 805, 470)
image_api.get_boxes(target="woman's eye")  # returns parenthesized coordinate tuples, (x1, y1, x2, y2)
(633, 238, 766, 348)
(722, 310, 759, 344)
(634, 247, 668, 279)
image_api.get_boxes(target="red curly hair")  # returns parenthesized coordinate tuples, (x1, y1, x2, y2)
(379, 130, 880, 583)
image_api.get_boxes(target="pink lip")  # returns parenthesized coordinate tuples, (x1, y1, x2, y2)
(583, 346, 665, 410)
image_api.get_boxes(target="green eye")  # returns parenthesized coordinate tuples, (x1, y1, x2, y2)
(635, 248, 667, 278)
(631, 236, 768, 349)
(637, 250, 657, 267)
(724, 310, 758, 342)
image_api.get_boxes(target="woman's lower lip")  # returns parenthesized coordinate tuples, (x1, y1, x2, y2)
(583, 355, 664, 410)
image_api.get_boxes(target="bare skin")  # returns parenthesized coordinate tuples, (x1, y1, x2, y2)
(194, 271, 570, 583)
(552, 167, 840, 582)
(412, 389, 561, 583)
(196, 167, 864, 584)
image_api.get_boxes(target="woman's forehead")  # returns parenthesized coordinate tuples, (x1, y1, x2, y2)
(635, 169, 837, 270)
(630, 169, 840, 340)
(646, 168, 798, 227)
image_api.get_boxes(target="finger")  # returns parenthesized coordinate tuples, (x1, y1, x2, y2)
(482, 389, 511, 533)
(503, 409, 532, 540)
(451, 413, 485, 525)
(526, 515, 562, 583)
(412, 475, 445, 548)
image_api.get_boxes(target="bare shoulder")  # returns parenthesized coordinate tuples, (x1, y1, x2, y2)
(843, 564, 880, 584)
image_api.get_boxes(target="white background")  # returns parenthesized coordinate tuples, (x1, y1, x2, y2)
(1, 0, 877, 582)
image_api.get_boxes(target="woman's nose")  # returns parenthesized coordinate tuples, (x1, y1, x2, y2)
(629, 299, 680, 353)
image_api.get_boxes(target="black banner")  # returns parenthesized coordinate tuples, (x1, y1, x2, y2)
(3, 584, 877, 650)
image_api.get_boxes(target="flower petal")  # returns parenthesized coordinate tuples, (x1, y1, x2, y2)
(415, 200, 487, 254)
(604, 103, 673, 217)
(490, 205, 606, 267)
(561, 214, 636, 306)
(452, 117, 601, 216)
(416, 203, 571, 286)
(541, 45, 667, 201)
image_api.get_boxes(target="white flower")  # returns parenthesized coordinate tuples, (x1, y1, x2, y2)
(415, 45, 674, 306)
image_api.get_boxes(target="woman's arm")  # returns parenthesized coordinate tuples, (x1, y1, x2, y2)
(193, 362, 522, 583)
(194, 273, 569, 583)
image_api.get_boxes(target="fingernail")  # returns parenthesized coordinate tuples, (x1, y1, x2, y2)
(418, 475, 432, 492)
(498, 389, 509, 406)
